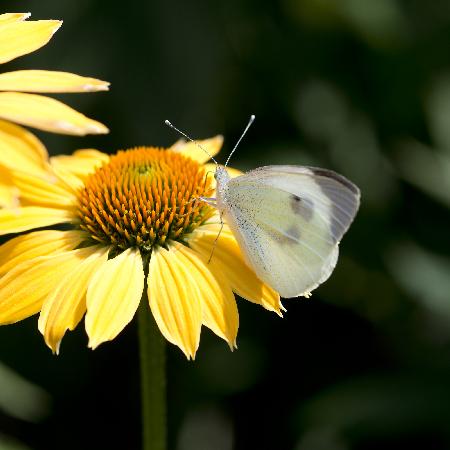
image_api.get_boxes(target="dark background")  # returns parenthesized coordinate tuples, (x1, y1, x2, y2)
(1, 1, 450, 449)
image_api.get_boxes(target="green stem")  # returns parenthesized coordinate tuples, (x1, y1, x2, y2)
(138, 297, 167, 450)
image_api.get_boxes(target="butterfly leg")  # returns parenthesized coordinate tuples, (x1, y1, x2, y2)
(181, 196, 217, 214)
(208, 211, 224, 263)
(199, 196, 217, 207)
(203, 170, 214, 189)
(194, 171, 216, 206)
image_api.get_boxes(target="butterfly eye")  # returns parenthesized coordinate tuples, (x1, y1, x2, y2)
(213, 172, 218, 180)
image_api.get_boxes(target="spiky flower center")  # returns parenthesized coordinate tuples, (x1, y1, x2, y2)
(77, 147, 215, 252)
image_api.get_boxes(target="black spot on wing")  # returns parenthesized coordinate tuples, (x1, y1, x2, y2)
(290, 194, 302, 206)
(290, 194, 313, 221)
(286, 225, 301, 241)
(260, 223, 301, 247)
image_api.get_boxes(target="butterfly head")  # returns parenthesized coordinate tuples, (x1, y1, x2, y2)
(214, 166, 231, 199)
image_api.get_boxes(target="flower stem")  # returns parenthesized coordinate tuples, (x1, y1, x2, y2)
(138, 298, 167, 450)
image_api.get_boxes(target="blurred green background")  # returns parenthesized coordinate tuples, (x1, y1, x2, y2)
(1, 1, 450, 449)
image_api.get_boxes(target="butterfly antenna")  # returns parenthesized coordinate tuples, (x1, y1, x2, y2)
(224, 114, 255, 167)
(165, 120, 218, 165)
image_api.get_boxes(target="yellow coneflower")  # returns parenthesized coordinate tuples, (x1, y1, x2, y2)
(0, 12, 109, 208)
(0, 137, 282, 358)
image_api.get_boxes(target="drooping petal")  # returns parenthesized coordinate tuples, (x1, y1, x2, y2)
(86, 248, 144, 349)
(9, 169, 77, 208)
(0, 247, 96, 324)
(188, 227, 283, 315)
(0, 70, 110, 93)
(50, 149, 109, 179)
(147, 244, 203, 359)
(39, 246, 108, 354)
(170, 135, 223, 164)
(0, 119, 48, 175)
(0, 20, 61, 64)
(0, 92, 109, 135)
(0, 13, 31, 25)
(0, 206, 73, 235)
(0, 229, 87, 276)
(174, 242, 239, 349)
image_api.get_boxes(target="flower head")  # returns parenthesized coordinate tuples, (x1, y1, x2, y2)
(0, 137, 282, 358)
(0, 12, 109, 208)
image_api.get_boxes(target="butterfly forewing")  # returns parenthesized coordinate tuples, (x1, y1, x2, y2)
(239, 166, 360, 243)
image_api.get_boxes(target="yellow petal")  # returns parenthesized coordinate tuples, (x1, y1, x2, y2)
(0, 206, 73, 235)
(0, 20, 61, 64)
(0, 13, 31, 25)
(39, 246, 108, 354)
(0, 229, 86, 276)
(188, 227, 283, 315)
(50, 164, 85, 193)
(174, 242, 239, 349)
(0, 166, 18, 208)
(9, 169, 77, 208)
(0, 70, 110, 93)
(86, 248, 144, 349)
(50, 149, 109, 179)
(0, 247, 96, 324)
(0, 119, 48, 174)
(0, 92, 109, 135)
(147, 245, 202, 359)
(201, 213, 234, 230)
(0, 182, 17, 208)
(170, 135, 223, 164)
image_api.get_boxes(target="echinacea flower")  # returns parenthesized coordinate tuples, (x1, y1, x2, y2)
(0, 12, 109, 208)
(0, 138, 282, 358)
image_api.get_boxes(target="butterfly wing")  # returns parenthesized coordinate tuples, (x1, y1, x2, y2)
(219, 165, 360, 298)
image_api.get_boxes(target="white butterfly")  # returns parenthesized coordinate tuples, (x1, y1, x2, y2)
(213, 164, 360, 298)
(166, 116, 360, 299)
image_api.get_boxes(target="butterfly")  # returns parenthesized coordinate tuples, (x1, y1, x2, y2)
(166, 116, 360, 298)
(213, 163, 360, 298)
